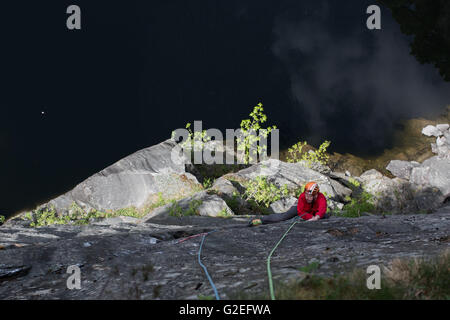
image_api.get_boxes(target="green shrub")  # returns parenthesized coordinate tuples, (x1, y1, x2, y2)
(236, 102, 277, 164)
(243, 176, 289, 208)
(202, 177, 214, 189)
(217, 207, 233, 218)
(299, 261, 320, 273)
(287, 140, 331, 168)
(337, 191, 376, 217)
(224, 191, 243, 213)
(185, 199, 203, 216)
(24, 199, 172, 227)
(26, 206, 70, 227)
(171, 122, 211, 152)
(168, 200, 183, 217)
(301, 140, 331, 168)
(347, 177, 361, 188)
(168, 199, 203, 217)
(0, 215, 5, 225)
(112, 207, 141, 218)
(286, 141, 307, 163)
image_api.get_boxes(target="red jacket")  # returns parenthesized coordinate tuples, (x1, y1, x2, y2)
(297, 192, 327, 220)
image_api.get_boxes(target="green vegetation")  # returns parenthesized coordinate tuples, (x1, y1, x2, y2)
(168, 200, 183, 217)
(286, 141, 307, 163)
(23, 193, 172, 227)
(243, 176, 289, 208)
(186, 199, 203, 216)
(335, 191, 376, 218)
(347, 177, 361, 188)
(202, 177, 214, 189)
(168, 199, 203, 217)
(223, 191, 243, 213)
(301, 140, 331, 167)
(286, 140, 331, 168)
(22, 191, 182, 228)
(236, 102, 277, 164)
(172, 122, 211, 152)
(0, 215, 5, 225)
(299, 261, 320, 273)
(217, 207, 233, 218)
(232, 252, 450, 300)
(24, 204, 100, 227)
(197, 294, 215, 300)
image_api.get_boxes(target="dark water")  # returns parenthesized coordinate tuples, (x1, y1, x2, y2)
(1, 1, 449, 217)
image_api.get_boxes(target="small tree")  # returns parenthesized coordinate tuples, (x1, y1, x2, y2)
(286, 141, 307, 163)
(301, 140, 331, 167)
(286, 140, 331, 168)
(172, 122, 211, 152)
(236, 102, 277, 164)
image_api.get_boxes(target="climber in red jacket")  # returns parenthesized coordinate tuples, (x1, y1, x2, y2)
(248, 181, 327, 226)
(297, 182, 327, 221)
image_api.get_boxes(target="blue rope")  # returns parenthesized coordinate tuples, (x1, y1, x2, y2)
(198, 230, 220, 300)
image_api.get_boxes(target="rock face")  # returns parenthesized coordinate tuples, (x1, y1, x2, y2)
(223, 159, 351, 203)
(0, 207, 449, 299)
(39, 139, 202, 214)
(1, 131, 450, 300)
(142, 191, 234, 220)
(386, 160, 420, 180)
(387, 124, 450, 203)
(410, 157, 450, 199)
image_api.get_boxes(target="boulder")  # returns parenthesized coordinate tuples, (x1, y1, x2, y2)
(436, 123, 449, 132)
(211, 177, 241, 199)
(37, 139, 203, 214)
(360, 169, 384, 180)
(421, 123, 450, 160)
(329, 171, 362, 189)
(143, 191, 234, 222)
(329, 179, 352, 201)
(268, 197, 298, 214)
(359, 170, 418, 212)
(223, 159, 349, 202)
(386, 160, 420, 180)
(422, 125, 442, 137)
(298, 160, 332, 175)
(328, 199, 345, 211)
(410, 156, 450, 199)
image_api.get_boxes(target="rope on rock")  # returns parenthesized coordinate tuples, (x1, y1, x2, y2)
(197, 230, 220, 300)
(175, 215, 307, 301)
(177, 232, 208, 244)
(266, 217, 301, 300)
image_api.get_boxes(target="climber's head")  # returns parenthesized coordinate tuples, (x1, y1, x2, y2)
(304, 181, 319, 203)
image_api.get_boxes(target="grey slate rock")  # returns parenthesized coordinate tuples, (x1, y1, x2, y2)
(386, 160, 420, 180)
(34, 139, 203, 214)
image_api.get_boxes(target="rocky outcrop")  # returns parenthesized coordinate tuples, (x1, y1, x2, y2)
(0, 206, 449, 299)
(222, 159, 351, 204)
(358, 169, 443, 213)
(387, 124, 450, 203)
(2, 130, 449, 300)
(36, 139, 203, 214)
(386, 160, 421, 180)
(142, 191, 234, 220)
(410, 157, 450, 199)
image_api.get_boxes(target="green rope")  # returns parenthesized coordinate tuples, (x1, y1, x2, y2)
(266, 218, 300, 300)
